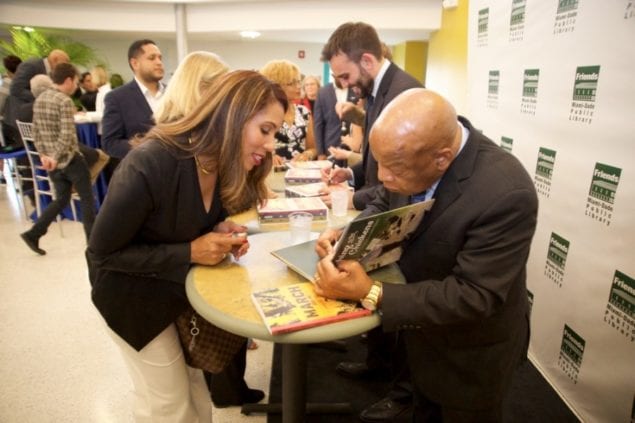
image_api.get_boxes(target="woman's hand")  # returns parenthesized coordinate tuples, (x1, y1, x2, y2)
(191, 232, 249, 265)
(315, 228, 342, 258)
(213, 221, 250, 259)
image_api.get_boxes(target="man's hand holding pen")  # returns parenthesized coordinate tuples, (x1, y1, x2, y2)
(320, 164, 353, 186)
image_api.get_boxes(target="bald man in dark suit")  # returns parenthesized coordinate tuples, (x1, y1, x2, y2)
(315, 88, 538, 422)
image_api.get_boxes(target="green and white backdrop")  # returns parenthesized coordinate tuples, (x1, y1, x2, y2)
(466, 0, 634, 421)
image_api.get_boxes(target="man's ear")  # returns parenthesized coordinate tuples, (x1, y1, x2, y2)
(359, 53, 376, 72)
(434, 148, 453, 171)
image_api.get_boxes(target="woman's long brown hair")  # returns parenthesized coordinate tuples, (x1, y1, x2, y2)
(141, 70, 288, 214)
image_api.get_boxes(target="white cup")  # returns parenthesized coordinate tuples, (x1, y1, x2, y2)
(288, 212, 313, 244)
(330, 190, 348, 217)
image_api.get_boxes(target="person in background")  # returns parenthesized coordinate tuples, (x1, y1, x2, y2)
(153, 50, 264, 408)
(153, 51, 228, 124)
(101, 39, 165, 161)
(17, 74, 109, 186)
(77, 71, 98, 111)
(0, 55, 22, 127)
(295, 74, 320, 113)
(318, 21, 423, 422)
(84, 65, 111, 133)
(87, 70, 286, 422)
(313, 77, 358, 159)
(20, 63, 95, 255)
(4, 49, 69, 146)
(0, 54, 23, 184)
(260, 59, 316, 165)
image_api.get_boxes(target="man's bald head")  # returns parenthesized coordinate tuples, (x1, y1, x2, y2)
(369, 88, 462, 195)
(47, 49, 70, 70)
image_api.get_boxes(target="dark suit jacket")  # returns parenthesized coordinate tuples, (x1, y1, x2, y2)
(367, 118, 538, 410)
(313, 84, 340, 156)
(351, 63, 422, 210)
(4, 57, 46, 129)
(313, 84, 358, 156)
(87, 140, 227, 350)
(101, 80, 154, 159)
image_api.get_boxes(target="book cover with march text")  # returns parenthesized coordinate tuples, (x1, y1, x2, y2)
(251, 282, 371, 335)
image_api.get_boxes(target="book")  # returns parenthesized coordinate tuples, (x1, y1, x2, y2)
(332, 200, 434, 271)
(257, 197, 328, 222)
(284, 168, 323, 185)
(251, 282, 371, 335)
(285, 160, 334, 170)
(271, 199, 435, 275)
(284, 181, 350, 198)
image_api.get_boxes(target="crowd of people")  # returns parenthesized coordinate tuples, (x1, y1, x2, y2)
(1, 20, 538, 423)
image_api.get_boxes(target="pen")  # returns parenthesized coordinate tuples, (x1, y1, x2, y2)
(328, 161, 337, 185)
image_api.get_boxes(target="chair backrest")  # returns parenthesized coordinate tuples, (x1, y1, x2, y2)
(16, 121, 41, 169)
(16, 120, 35, 143)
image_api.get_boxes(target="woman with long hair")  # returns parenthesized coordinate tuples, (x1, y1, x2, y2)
(87, 70, 287, 422)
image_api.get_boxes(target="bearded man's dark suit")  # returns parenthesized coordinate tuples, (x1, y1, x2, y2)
(350, 62, 422, 210)
(101, 80, 154, 159)
(364, 118, 538, 416)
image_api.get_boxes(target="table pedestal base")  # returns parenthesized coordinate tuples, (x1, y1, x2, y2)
(240, 344, 353, 422)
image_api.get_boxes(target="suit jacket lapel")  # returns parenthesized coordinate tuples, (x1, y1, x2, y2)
(415, 117, 480, 236)
(129, 81, 153, 118)
(362, 63, 399, 176)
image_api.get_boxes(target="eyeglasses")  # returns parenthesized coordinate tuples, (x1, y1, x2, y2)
(284, 79, 302, 87)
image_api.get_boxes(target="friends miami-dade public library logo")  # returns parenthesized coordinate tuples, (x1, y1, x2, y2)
(544, 232, 569, 288)
(626, 0, 634, 19)
(520, 69, 539, 116)
(509, 0, 526, 42)
(558, 324, 585, 384)
(586, 162, 620, 226)
(604, 270, 635, 343)
(554, 0, 578, 34)
(487, 70, 499, 109)
(534, 147, 556, 198)
(477, 8, 489, 47)
(569, 65, 600, 124)
(500, 136, 513, 153)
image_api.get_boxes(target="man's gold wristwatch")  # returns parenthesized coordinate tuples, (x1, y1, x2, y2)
(361, 281, 383, 311)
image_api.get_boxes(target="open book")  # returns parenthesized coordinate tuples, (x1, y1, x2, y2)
(271, 199, 434, 279)
(251, 282, 371, 335)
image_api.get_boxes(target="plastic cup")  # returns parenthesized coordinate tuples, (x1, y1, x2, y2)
(288, 212, 313, 244)
(330, 190, 348, 217)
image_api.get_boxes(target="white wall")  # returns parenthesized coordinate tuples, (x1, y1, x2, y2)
(69, 35, 325, 84)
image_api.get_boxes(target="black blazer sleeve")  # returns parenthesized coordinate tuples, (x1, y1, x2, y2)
(9, 58, 45, 104)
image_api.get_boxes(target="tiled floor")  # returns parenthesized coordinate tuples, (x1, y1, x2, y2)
(0, 180, 270, 423)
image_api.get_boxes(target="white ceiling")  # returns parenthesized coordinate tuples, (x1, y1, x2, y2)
(0, 0, 441, 45)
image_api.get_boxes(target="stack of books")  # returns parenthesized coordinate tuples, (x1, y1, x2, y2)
(284, 168, 323, 185)
(257, 197, 328, 223)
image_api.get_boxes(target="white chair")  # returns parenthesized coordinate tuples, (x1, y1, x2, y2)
(0, 127, 33, 219)
(16, 120, 77, 236)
